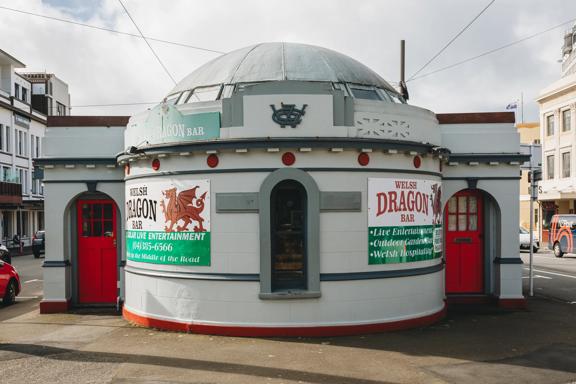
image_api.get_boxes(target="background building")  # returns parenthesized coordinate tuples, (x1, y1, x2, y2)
(537, 26, 576, 245)
(0, 48, 69, 249)
(517, 122, 540, 232)
(21, 73, 71, 117)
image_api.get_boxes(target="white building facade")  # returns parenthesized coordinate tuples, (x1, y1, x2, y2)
(537, 25, 576, 248)
(39, 43, 526, 336)
(0, 49, 52, 248)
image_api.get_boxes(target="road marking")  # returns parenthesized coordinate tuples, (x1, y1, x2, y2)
(524, 268, 576, 280)
(522, 275, 552, 280)
(16, 296, 39, 300)
(24, 279, 42, 283)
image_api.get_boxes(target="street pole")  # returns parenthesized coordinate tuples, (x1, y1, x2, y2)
(529, 168, 534, 297)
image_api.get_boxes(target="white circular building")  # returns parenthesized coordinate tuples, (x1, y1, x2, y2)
(38, 42, 527, 336)
(121, 42, 445, 335)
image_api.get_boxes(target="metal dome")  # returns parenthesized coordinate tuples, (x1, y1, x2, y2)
(168, 42, 398, 95)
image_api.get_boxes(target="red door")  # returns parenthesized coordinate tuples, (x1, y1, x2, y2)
(77, 200, 117, 304)
(445, 190, 484, 293)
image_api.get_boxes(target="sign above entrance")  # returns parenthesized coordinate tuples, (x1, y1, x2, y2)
(126, 179, 211, 266)
(143, 103, 220, 145)
(368, 178, 442, 264)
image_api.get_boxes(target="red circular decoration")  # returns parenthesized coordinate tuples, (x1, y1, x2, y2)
(207, 154, 219, 168)
(282, 152, 296, 166)
(152, 158, 161, 171)
(413, 155, 422, 169)
(125, 163, 130, 175)
(358, 152, 370, 166)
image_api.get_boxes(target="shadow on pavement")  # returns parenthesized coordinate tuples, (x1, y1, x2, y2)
(0, 343, 394, 384)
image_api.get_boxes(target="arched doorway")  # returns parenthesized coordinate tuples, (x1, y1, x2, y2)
(270, 180, 307, 291)
(77, 198, 118, 304)
(444, 189, 484, 293)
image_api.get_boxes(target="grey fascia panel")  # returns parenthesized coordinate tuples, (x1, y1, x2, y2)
(448, 153, 531, 163)
(35, 157, 117, 166)
(216, 192, 259, 212)
(320, 192, 361, 211)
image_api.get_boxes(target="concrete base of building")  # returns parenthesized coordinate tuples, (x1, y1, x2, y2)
(446, 295, 494, 305)
(122, 304, 447, 337)
(39, 299, 69, 314)
(497, 297, 528, 309)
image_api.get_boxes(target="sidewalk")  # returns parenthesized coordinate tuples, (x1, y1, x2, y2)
(0, 297, 575, 384)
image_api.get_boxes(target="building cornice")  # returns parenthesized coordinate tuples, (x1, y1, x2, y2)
(436, 112, 515, 124)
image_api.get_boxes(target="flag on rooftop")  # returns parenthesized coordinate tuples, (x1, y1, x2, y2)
(506, 101, 518, 110)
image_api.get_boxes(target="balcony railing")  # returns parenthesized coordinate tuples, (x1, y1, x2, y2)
(0, 182, 22, 204)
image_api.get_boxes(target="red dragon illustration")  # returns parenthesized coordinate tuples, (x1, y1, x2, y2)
(430, 184, 442, 225)
(160, 186, 207, 232)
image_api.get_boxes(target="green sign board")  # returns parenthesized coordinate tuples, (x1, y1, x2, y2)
(144, 103, 220, 144)
(368, 178, 442, 264)
(125, 179, 211, 266)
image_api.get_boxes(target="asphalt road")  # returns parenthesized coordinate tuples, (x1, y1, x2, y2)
(521, 250, 576, 303)
(0, 254, 43, 322)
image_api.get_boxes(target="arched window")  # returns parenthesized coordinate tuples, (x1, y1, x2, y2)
(259, 169, 320, 299)
(270, 180, 307, 291)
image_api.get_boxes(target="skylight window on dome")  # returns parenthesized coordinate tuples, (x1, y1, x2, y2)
(177, 90, 191, 105)
(350, 86, 381, 101)
(189, 85, 222, 102)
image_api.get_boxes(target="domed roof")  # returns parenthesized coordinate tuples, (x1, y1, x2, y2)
(168, 42, 398, 95)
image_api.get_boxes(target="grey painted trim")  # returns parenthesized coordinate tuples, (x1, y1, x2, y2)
(122, 137, 434, 159)
(126, 266, 259, 281)
(43, 179, 124, 184)
(124, 264, 444, 281)
(494, 257, 523, 265)
(35, 157, 117, 166)
(215, 191, 363, 213)
(448, 153, 531, 163)
(216, 192, 259, 212)
(42, 260, 70, 268)
(126, 167, 442, 181)
(259, 291, 321, 300)
(320, 192, 361, 211)
(259, 168, 321, 296)
(320, 263, 444, 281)
(442, 176, 521, 181)
(241, 80, 334, 95)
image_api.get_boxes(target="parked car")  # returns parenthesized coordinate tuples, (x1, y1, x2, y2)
(0, 256, 20, 305)
(0, 243, 11, 264)
(32, 230, 45, 259)
(549, 214, 576, 257)
(519, 226, 539, 252)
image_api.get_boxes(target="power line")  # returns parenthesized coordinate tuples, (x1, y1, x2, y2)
(117, 0, 176, 85)
(408, 16, 576, 82)
(72, 101, 158, 108)
(0, 5, 225, 54)
(408, 0, 496, 81)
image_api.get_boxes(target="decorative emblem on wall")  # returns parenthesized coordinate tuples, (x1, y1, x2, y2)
(356, 117, 411, 139)
(160, 186, 207, 232)
(270, 102, 308, 128)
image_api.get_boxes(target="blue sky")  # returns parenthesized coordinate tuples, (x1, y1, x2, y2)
(42, 0, 103, 21)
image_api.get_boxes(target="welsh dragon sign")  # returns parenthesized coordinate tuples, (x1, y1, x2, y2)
(126, 179, 211, 266)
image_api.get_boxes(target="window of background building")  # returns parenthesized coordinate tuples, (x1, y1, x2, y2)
(547, 154, 555, 179)
(21, 87, 27, 102)
(14, 83, 20, 99)
(563, 109, 571, 132)
(35, 136, 40, 157)
(0, 125, 3, 151)
(56, 102, 66, 116)
(5, 126, 10, 153)
(547, 114, 555, 136)
(562, 152, 571, 178)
